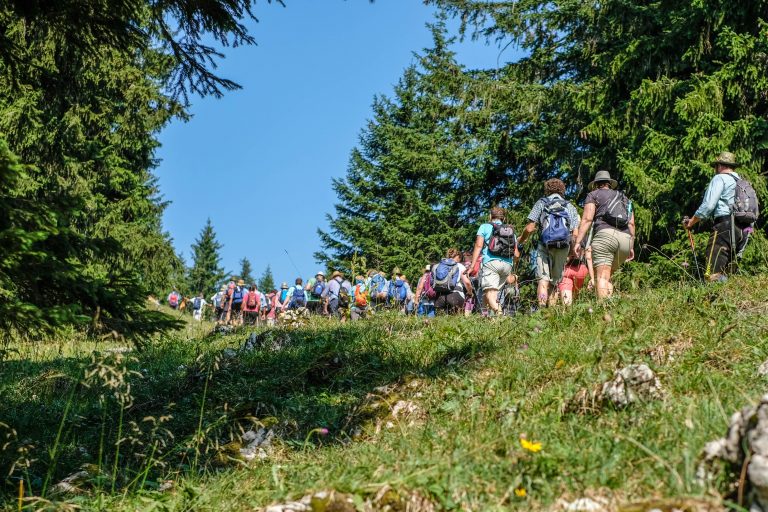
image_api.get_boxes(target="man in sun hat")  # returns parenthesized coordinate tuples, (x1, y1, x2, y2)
(322, 270, 347, 319)
(305, 271, 327, 316)
(684, 151, 751, 282)
(574, 170, 635, 300)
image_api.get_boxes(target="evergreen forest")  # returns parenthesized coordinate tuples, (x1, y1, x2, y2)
(1, 0, 766, 338)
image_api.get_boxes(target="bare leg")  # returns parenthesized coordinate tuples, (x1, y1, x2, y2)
(595, 266, 613, 300)
(484, 289, 501, 314)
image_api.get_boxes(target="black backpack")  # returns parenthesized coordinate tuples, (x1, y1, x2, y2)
(601, 190, 631, 229)
(725, 173, 759, 224)
(487, 224, 517, 259)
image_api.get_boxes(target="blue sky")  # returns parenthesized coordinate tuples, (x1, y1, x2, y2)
(155, 0, 510, 287)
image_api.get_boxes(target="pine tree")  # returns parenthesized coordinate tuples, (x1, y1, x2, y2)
(258, 265, 276, 293)
(188, 220, 225, 295)
(239, 257, 255, 285)
(317, 24, 512, 281)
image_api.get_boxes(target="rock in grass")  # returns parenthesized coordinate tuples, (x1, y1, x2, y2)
(601, 364, 663, 407)
(702, 394, 768, 512)
(565, 364, 663, 414)
(758, 360, 768, 376)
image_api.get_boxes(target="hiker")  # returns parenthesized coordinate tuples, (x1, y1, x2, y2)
(284, 278, 306, 311)
(683, 151, 758, 282)
(414, 264, 436, 318)
(350, 275, 369, 321)
(278, 282, 289, 313)
(305, 271, 327, 315)
(574, 170, 635, 300)
(220, 283, 233, 324)
(210, 285, 226, 322)
(167, 289, 181, 310)
(517, 178, 581, 308)
(387, 273, 411, 312)
(367, 270, 389, 308)
(323, 271, 347, 319)
(266, 289, 279, 326)
(469, 206, 520, 316)
(432, 248, 474, 314)
(557, 244, 593, 306)
(242, 285, 262, 325)
(192, 292, 207, 321)
(259, 290, 269, 323)
(227, 279, 246, 325)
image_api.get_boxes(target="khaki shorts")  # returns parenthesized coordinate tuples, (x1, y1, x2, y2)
(591, 228, 632, 271)
(535, 244, 569, 283)
(480, 259, 514, 291)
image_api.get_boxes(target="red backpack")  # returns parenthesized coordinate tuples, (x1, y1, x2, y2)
(169, 293, 179, 307)
(246, 291, 260, 310)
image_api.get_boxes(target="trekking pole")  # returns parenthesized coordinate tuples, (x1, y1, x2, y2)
(683, 217, 703, 282)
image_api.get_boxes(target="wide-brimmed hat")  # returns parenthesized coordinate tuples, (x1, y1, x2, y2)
(713, 151, 740, 168)
(316, 271, 325, 277)
(331, 270, 343, 279)
(588, 170, 618, 191)
(220, 284, 226, 291)
(280, 282, 288, 289)
(237, 279, 245, 286)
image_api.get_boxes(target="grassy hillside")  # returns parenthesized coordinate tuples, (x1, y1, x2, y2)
(2, 278, 766, 511)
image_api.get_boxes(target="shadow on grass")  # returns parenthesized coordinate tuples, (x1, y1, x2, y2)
(0, 316, 496, 497)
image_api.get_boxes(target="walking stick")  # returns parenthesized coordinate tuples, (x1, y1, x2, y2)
(683, 217, 703, 282)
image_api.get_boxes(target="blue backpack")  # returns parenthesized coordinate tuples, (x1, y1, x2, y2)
(232, 286, 244, 303)
(389, 279, 408, 302)
(292, 287, 306, 305)
(432, 259, 460, 294)
(312, 281, 325, 297)
(539, 197, 572, 249)
(370, 274, 388, 295)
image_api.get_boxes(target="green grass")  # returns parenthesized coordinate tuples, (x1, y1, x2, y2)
(1, 278, 766, 510)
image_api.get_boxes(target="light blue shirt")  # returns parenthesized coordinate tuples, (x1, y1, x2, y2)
(694, 172, 739, 219)
(478, 220, 515, 265)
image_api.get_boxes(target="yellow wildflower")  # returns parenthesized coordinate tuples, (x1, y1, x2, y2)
(514, 487, 527, 498)
(520, 438, 542, 453)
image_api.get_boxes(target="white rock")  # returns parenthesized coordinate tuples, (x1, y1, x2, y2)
(563, 497, 608, 511)
(758, 360, 768, 376)
(601, 364, 662, 407)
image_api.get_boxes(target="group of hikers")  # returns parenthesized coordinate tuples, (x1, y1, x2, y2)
(166, 152, 758, 323)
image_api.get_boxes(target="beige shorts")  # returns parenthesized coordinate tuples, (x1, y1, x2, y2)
(535, 244, 569, 283)
(591, 228, 632, 271)
(480, 259, 514, 291)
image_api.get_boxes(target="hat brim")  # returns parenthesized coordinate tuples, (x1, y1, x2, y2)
(713, 160, 740, 168)
(588, 179, 618, 191)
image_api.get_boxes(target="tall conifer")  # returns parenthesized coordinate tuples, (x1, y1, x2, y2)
(188, 220, 225, 294)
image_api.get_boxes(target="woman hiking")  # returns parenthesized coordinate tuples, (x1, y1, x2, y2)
(574, 170, 635, 300)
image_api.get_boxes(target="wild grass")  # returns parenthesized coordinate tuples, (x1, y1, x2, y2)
(1, 278, 767, 510)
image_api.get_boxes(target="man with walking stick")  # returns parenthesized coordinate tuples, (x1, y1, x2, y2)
(683, 151, 759, 282)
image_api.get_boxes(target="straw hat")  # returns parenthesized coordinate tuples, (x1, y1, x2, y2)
(237, 279, 245, 286)
(713, 151, 739, 168)
(331, 270, 343, 279)
(588, 170, 618, 191)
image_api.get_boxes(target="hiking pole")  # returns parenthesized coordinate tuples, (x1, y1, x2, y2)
(683, 217, 703, 282)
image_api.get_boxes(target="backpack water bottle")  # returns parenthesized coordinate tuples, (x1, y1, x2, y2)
(539, 197, 572, 249)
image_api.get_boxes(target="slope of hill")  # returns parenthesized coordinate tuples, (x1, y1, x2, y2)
(2, 277, 766, 511)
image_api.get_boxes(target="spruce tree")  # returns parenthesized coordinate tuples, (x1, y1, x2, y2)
(239, 257, 255, 285)
(188, 220, 225, 295)
(258, 265, 276, 293)
(317, 25, 510, 280)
